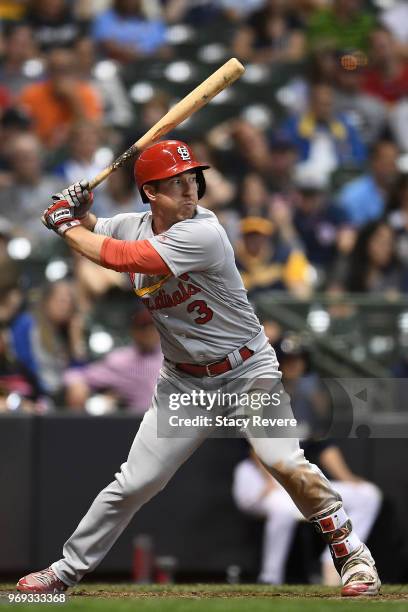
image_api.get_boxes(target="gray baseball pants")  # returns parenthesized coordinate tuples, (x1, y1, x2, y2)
(52, 343, 340, 586)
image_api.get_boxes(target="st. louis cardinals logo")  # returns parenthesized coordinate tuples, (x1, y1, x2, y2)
(177, 146, 191, 161)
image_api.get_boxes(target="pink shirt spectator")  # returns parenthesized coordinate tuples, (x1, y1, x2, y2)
(64, 345, 162, 414)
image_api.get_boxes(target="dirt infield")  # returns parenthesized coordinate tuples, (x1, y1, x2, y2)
(2, 584, 408, 611)
(2, 583, 407, 600)
(68, 585, 408, 600)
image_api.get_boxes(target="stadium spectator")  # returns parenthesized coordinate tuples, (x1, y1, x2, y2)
(52, 121, 106, 185)
(0, 133, 64, 246)
(19, 47, 102, 148)
(267, 133, 298, 197)
(0, 108, 32, 179)
(92, 0, 169, 63)
(162, 0, 229, 26)
(261, 317, 283, 347)
(0, 23, 40, 98)
(10, 280, 87, 402)
(209, 119, 274, 182)
(237, 173, 270, 219)
(292, 170, 349, 275)
(273, 333, 328, 431)
(379, 0, 408, 59)
(280, 82, 366, 184)
(334, 221, 408, 294)
(64, 307, 162, 413)
(333, 52, 388, 147)
(0, 216, 12, 264)
(390, 99, 408, 153)
(337, 139, 399, 226)
(0, 0, 28, 21)
(272, 44, 338, 116)
(91, 162, 147, 217)
(125, 91, 171, 145)
(0, 80, 11, 117)
(387, 173, 408, 267)
(74, 0, 111, 21)
(0, 277, 42, 412)
(235, 216, 312, 298)
(0, 327, 38, 413)
(73, 254, 129, 316)
(233, 0, 305, 65)
(74, 36, 134, 128)
(362, 27, 408, 105)
(218, 0, 266, 22)
(26, 0, 86, 52)
(307, 0, 375, 53)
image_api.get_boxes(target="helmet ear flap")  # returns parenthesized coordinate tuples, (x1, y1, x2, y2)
(196, 169, 206, 200)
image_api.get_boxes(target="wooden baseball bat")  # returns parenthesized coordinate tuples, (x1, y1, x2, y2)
(88, 58, 245, 190)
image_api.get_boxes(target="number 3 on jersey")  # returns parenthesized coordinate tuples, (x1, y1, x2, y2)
(187, 300, 213, 325)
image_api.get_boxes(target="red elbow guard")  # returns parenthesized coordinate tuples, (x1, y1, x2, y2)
(100, 238, 170, 274)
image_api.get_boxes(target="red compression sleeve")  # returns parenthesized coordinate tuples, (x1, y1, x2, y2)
(100, 238, 170, 274)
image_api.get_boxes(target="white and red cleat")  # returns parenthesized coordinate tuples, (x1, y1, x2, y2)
(17, 567, 68, 594)
(340, 544, 381, 597)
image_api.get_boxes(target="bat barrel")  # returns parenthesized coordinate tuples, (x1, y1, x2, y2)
(88, 58, 245, 191)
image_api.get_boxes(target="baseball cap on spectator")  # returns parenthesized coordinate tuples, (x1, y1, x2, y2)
(274, 333, 311, 371)
(241, 217, 275, 236)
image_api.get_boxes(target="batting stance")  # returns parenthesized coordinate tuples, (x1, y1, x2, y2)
(17, 141, 380, 597)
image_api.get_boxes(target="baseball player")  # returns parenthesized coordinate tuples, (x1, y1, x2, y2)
(17, 140, 380, 597)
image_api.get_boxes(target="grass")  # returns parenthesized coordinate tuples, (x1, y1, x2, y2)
(1, 584, 407, 611)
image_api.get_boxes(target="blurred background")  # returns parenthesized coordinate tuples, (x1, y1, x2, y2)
(1, 0, 408, 587)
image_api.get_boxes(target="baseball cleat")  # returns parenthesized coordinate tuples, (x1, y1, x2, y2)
(340, 544, 381, 597)
(17, 567, 68, 593)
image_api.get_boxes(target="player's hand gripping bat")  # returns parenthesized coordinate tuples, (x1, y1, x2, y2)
(43, 58, 245, 233)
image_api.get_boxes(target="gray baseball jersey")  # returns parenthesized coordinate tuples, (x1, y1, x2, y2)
(94, 206, 266, 363)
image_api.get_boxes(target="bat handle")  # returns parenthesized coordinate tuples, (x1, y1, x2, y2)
(88, 143, 141, 190)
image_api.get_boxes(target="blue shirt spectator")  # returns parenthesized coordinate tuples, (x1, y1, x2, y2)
(9, 281, 87, 400)
(293, 178, 348, 267)
(92, 1, 167, 61)
(337, 140, 399, 226)
(337, 175, 384, 226)
(279, 83, 366, 184)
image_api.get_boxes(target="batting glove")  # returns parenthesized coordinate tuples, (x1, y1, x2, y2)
(52, 179, 93, 219)
(42, 198, 81, 236)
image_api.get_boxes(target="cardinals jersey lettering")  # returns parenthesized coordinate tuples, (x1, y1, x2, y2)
(94, 207, 266, 364)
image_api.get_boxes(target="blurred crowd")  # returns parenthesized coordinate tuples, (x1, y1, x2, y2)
(1, 0, 408, 412)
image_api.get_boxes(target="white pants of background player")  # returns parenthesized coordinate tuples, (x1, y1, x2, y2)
(232, 458, 382, 584)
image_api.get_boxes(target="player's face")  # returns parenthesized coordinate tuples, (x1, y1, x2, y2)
(148, 170, 199, 226)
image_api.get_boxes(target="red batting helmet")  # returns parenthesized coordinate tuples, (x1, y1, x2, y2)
(134, 140, 210, 203)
